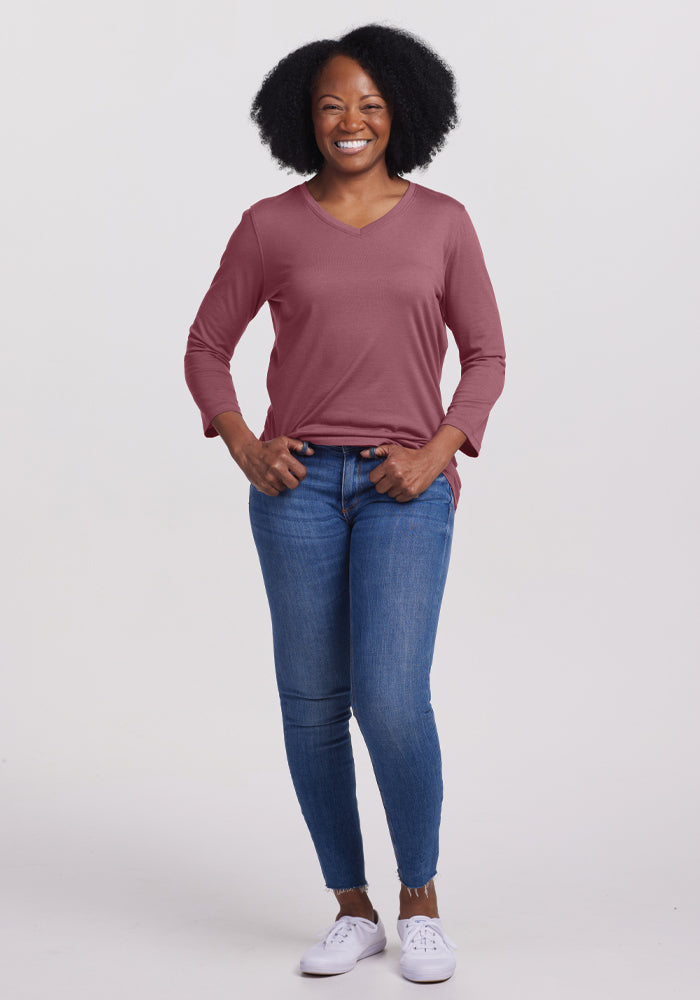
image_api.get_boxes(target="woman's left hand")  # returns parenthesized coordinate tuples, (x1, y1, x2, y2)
(359, 443, 445, 502)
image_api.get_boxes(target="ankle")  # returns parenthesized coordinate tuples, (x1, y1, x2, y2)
(337, 904, 376, 922)
(333, 887, 375, 922)
(398, 877, 439, 920)
(398, 905, 439, 920)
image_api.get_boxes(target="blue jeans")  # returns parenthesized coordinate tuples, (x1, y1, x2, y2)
(248, 443, 455, 892)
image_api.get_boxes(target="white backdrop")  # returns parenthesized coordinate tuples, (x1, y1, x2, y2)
(2, 2, 698, 997)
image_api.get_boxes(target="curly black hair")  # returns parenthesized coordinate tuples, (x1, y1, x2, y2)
(249, 22, 460, 178)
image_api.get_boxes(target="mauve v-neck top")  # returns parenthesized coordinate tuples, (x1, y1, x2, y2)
(184, 179, 506, 510)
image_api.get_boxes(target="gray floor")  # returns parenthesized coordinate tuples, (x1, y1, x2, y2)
(3, 767, 697, 1000)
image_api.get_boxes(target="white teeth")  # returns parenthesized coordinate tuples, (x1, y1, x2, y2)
(336, 140, 370, 148)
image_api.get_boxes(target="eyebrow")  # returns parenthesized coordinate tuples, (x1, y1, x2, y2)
(317, 93, 383, 101)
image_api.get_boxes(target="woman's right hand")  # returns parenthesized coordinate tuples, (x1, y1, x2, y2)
(236, 436, 314, 495)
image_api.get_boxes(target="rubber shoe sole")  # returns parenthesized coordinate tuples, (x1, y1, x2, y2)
(400, 951, 456, 983)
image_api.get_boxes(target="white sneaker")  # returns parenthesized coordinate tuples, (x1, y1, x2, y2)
(397, 914, 458, 982)
(300, 910, 387, 975)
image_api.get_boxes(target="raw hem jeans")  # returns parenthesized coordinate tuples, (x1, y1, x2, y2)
(248, 443, 455, 891)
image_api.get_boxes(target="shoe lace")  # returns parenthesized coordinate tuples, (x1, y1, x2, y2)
(402, 917, 458, 953)
(315, 914, 374, 948)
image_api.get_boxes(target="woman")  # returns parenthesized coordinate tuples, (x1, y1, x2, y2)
(184, 23, 506, 984)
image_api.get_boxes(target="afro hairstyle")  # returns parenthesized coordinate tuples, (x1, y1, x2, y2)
(249, 22, 460, 178)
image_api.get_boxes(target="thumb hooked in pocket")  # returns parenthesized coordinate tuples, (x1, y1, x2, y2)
(292, 438, 314, 456)
(359, 443, 393, 458)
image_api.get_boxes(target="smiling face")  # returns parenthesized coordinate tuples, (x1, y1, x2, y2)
(309, 54, 393, 177)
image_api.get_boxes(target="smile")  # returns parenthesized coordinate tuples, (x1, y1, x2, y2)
(334, 139, 372, 149)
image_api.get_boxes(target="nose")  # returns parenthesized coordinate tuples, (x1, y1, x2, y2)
(339, 111, 364, 132)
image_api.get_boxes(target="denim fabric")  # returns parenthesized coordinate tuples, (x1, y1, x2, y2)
(248, 443, 455, 891)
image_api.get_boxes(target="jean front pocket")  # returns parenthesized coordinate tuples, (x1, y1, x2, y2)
(434, 471, 455, 509)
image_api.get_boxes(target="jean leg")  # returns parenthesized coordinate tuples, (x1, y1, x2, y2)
(348, 480, 454, 889)
(248, 482, 367, 890)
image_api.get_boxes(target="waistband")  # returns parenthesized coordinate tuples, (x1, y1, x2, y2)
(299, 441, 379, 457)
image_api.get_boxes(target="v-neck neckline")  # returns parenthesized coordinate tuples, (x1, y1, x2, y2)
(298, 180, 417, 237)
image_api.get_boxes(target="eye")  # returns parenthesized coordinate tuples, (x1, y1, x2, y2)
(320, 103, 383, 111)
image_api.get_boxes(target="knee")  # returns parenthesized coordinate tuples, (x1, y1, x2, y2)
(352, 692, 433, 741)
(279, 690, 352, 729)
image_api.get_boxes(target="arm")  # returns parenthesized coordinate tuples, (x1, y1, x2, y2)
(421, 423, 468, 475)
(435, 205, 506, 458)
(183, 208, 267, 439)
(210, 410, 259, 462)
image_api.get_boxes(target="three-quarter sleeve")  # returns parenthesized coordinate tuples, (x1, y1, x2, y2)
(184, 208, 267, 438)
(439, 206, 506, 457)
